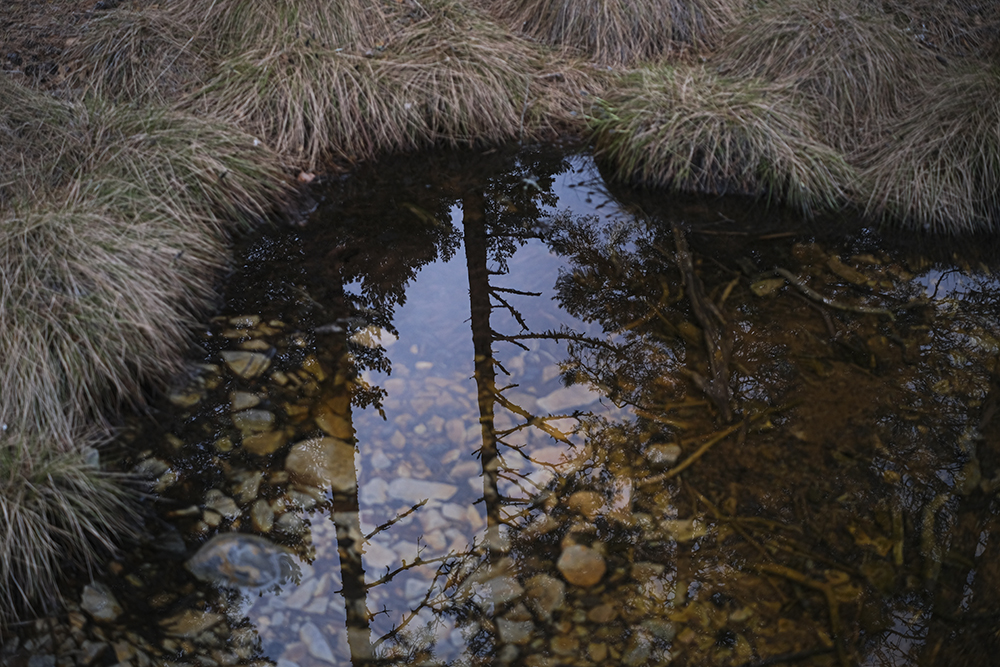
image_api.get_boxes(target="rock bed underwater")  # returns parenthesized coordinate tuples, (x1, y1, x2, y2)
(3, 147, 1000, 667)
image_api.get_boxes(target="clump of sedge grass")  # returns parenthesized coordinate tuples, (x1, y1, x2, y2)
(196, 45, 389, 167)
(881, 0, 1000, 60)
(590, 66, 856, 215)
(376, 0, 544, 148)
(495, 0, 741, 65)
(65, 6, 208, 103)
(0, 75, 85, 206)
(0, 431, 138, 628)
(860, 65, 1000, 233)
(713, 0, 933, 152)
(0, 190, 224, 438)
(81, 104, 290, 234)
(171, 0, 393, 55)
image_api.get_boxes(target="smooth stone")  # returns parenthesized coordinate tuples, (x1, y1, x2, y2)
(587, 603, 617, 623)
(81, 582, 122, 623)
(231, 471, 264, 504)
(251, 500, 275, 533)
(364, 541, 397, 571)
(315, 409, 353, 439)
(360, 478, 388, 505)
(230, 315, 261, 329)
(243, 430, 287, 456)
(490, 576, 524, 606)
(301, 356, 327, 381)
(646, 443, 682, 469)
(567, 490, 604, 520)
(299, 622, 335, 664)
(557, 545, 606, 587)
(283, 578, 318, 610)
(220, 351, 271, 379)
(587, 642, 608, 662)
(276, 512, 306, 536)
(371, 449, 392, 470)
(232, 409, 275, 434)
(231, 391, 261, 411)
(186, 533, 298, 589)
(641, 618, 677, 641)
(622, 632, 652, 666)
(536, 384, 600, 413)
(387, 477, 458, 503)
(168, 389, 203, 408)
(160, 610, 224, 638)
(551, 635, 579, 656)
(445, 418, 466, 446)
(238, 339, 268, 351)
(285, 437, 356, 491)
(204, 489, 240, 520)
(79, 640, 109, 665)
(496, 619, 533, 645)
(524, 574, 565, 619)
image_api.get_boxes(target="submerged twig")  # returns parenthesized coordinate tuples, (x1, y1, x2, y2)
(776, 268, 895, 320)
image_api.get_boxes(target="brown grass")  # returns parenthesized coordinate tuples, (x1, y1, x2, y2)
(881, 0, 1000, 60)
(860, 65, 1000, 233)
(494, 0, 742, 65)
(713, 0, 934, 153)
(0, 431, 138, 627)
(64, 6, 208, 103)
(590, 65, 856, 215)
(0, 75, 84, 205)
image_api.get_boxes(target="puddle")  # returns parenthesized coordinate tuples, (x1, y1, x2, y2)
(7, 146, 1000, 667)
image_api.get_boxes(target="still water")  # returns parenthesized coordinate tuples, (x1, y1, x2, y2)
(14, 146, 1000, 667)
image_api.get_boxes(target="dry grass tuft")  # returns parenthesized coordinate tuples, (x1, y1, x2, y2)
(171, 0, 393, 55)
(881, 0, 1000, 61)
(64, 6, 208, 103)
(376, 0, 544, 148)
(0, 432, 138, 627)
(713, 0, 933, 152)
(196, 45, 389, 167)
(860, 66, 1000, 233)
(0, 75, 84, 205)
(590, 66, 856, 215)
(495, 0, 741, 65)
(0, 190, 224, 437)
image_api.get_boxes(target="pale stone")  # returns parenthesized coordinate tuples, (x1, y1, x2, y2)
(168, 389, 203, 408)
(536, 384, 600, 413)
(205, 489, 240, 520)
(285, 437, 356, 491)
(364, 541, 397, 571)
(232, 409, 275, 434)
(300, 622, 335, 664)
(315, 409, 353, 439)
(301, 355, 326, 381)
(230, 315, 261, 329)
(418, 509, 448, 532)
(622, 632, 652, 666)
(283, 578, 318, 610)
(524, 574, 564, 619)
(646, 443, 682, 469)
(230, 391, 261, 411)
(231, 471, 263, 504)
(251, 500, 274, 533)
(360, 478, 389, 505)
(557, 545, 606, 587)
(440, 503, 467, 521)
(496, 618, 533, 645)
(242, 430, 287, 456)
(445, 419, 466, 446)
(220, 351, 271, 379)
(81, 582, 122, 623)
(490, 576, 524, 606)
(567, 490, 604, 520)
(424, 530, 448, 551)
(641, 618, 677, 641)
(160, 610, 224, 638)
(387, 477, 458, 503)
(276, 512, 306, 536)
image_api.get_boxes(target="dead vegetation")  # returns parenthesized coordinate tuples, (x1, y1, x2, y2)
(589, 66, 856, 215)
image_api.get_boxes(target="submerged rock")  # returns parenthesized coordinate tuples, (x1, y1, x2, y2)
(185, 533, 299, 590)
(556, 545, 606, 587)
(80, 582, 122, 623)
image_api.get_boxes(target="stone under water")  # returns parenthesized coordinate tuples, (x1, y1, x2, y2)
(185, 533, 299, 590)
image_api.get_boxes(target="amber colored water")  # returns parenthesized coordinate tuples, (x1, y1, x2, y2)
(18, 145, 1000, 667)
